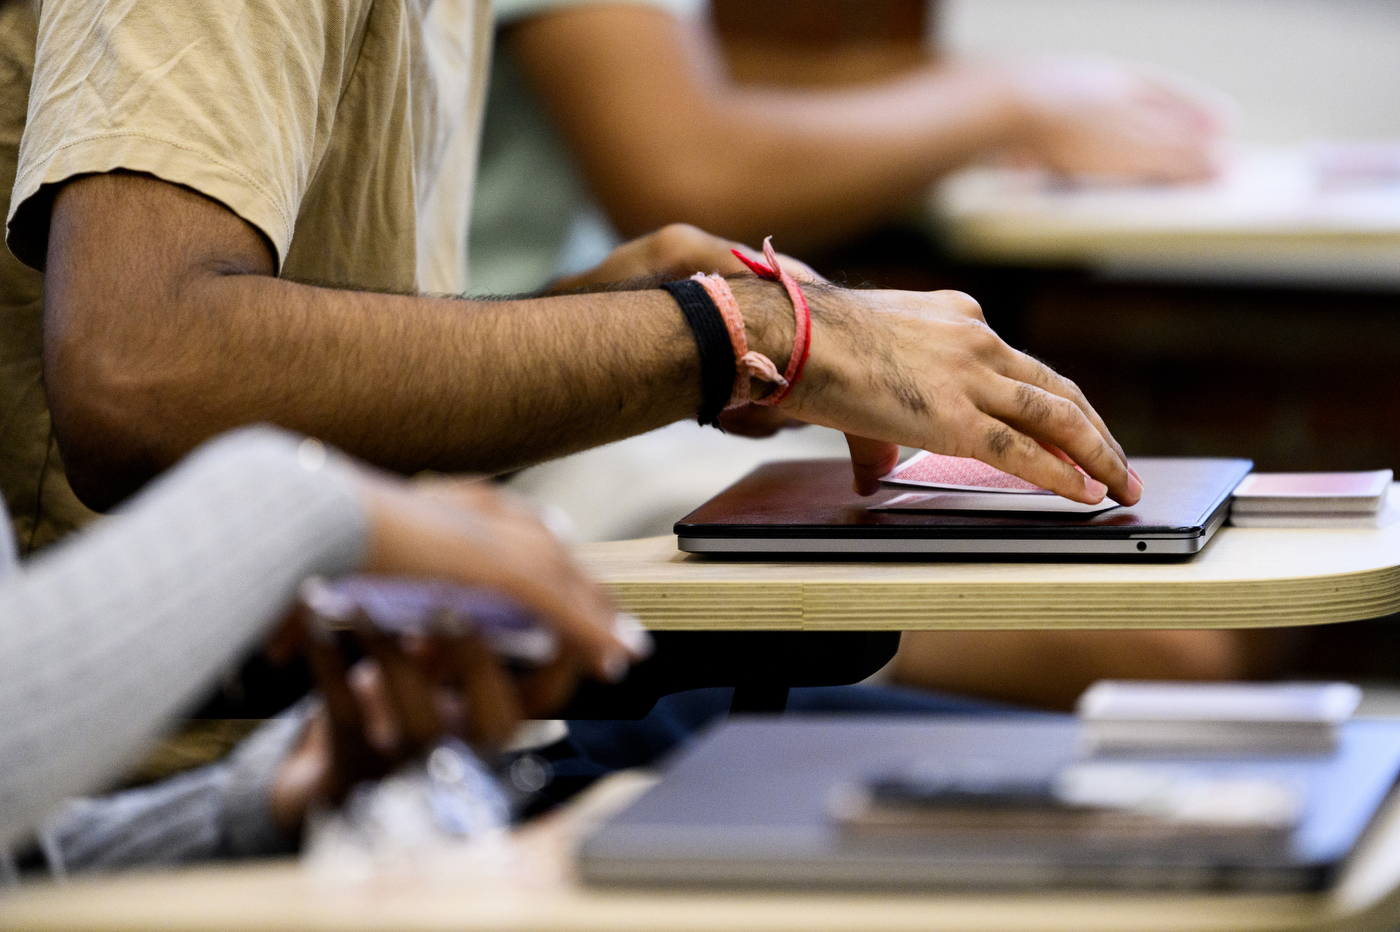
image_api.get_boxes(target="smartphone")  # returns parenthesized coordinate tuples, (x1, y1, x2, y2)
(299, 576, 559, 667)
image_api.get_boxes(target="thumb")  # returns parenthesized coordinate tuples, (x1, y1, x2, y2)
(845, 434, 899, 496)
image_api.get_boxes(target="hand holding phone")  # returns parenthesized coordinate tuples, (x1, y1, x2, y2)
(300, 576, 562, 668)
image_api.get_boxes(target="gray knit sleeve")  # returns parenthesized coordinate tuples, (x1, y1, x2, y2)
(38, 698, 318, 873)
(0, 427, 370, 852)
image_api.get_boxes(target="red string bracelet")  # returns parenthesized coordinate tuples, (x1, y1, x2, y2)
(691, 272, 785, 409)
(731, 237, 811, 407)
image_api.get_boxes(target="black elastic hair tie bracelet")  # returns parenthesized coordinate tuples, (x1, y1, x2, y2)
(661, 278, 735, 428)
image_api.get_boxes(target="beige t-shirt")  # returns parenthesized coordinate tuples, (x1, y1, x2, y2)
(1, 0, 489, 552)
(8, 0, 490, 292)
(0, 0, 92, 554)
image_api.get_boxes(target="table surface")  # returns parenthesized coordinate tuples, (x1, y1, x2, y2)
(7, 769, 1400, 932)
(929, 148, 1400, 288)
(576, 505, 1400, 631)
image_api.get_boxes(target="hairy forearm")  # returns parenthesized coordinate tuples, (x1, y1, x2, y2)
(43, 174, 809, 509)
(43, 176, 726, 507)
(52, 277, 702, 506)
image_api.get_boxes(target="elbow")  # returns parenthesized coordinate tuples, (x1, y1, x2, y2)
(44, 310, 178, 511)
(37, 170, 278, 510)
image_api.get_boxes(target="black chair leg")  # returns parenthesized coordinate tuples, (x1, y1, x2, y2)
(729, 684, 790, 714)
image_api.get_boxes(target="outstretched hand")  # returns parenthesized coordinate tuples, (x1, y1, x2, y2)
(555, 224, 1142, 507)
(742, 280, 1143, 506)
(989, 58, 1229, 183)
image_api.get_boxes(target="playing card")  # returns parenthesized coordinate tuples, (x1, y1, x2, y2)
(1228, 505, 1399, 529)
(871, 491, 1119, 515)
(1231, 469, 1392, 515)
(880, 451, 1045, 493)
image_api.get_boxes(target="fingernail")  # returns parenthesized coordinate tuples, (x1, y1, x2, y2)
(1127, 471, 1144, 502)
(1084, 476, 1108, 501)
(612, 612, 654, 660)
(602, 650, 630, 684)
(1129, 466, 1143, 484)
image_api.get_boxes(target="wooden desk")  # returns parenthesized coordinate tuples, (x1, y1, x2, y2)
(8, 516, 1400, 929)
(578, 513, 1400, 632)
(930, 149, 1400, 289)
(6, 768, 1400, 932)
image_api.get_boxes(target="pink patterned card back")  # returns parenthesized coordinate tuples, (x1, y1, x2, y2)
(1233, 471, 1391, 499)
(882, 451, 1044, 493)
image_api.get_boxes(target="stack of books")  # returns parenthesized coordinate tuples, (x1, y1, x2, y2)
(1229, 469, 1394, 528)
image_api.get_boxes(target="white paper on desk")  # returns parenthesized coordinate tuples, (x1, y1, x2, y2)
(871, 491, 1119, 515)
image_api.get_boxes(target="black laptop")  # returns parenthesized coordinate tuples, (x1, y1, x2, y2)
(675, 456, 1252, 558)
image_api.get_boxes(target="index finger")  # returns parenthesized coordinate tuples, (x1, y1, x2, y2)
(473, 525, 639, 682)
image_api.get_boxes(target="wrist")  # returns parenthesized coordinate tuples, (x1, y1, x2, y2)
(952, 61, 1043, 155)
(727, 276, 795, 398)
(760, 277, 862, 414)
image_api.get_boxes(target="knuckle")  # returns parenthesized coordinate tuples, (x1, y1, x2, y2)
(1052, 397, 1092, 436)
(984, 424, 1016, 460)
(655, 222, 697, 245)
(1020, 353, 1058, 389)
(1058, 374, 1088, 404)
(1083, 437, 1116, 468)
(650, 223, 712, 269)
(1013, 428, 1041, 459)
(1066, 432, 1113, 471)
(936, 289, 985, 321)
(1014, 383, 1054, 425)
(965, 322, 1004, 358)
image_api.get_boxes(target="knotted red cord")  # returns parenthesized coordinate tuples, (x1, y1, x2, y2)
(731, 236, 811, 407)
(692, 272, 785, 409)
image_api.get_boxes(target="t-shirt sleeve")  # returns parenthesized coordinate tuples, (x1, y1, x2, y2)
(493, 0, 709, 29)
(6, 0, 363, 272)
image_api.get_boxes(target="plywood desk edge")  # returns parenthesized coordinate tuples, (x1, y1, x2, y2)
(577, 524, 1400, 631)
